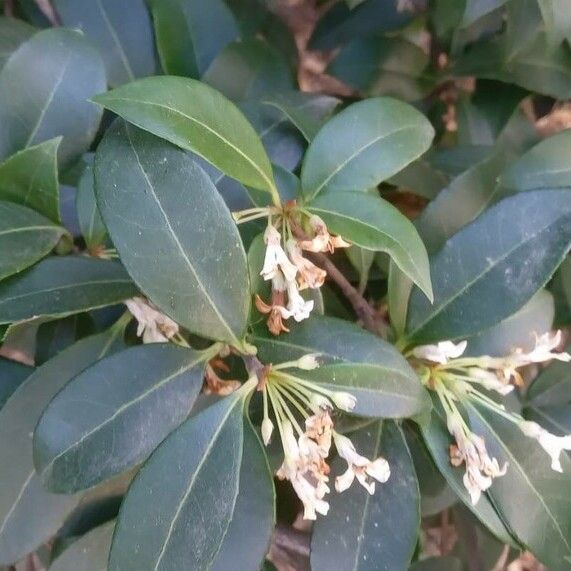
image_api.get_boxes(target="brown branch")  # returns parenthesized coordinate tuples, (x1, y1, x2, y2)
(34, 0, 60, 25)
(268, 523, 311, 571)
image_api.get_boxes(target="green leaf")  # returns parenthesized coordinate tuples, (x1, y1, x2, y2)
(0, 201, 66, 282)
(538, 0, 571, 45)
(406, 190, 571, 344)
(0, 137, 61, 222)
(345, 246, 375, 294)
(109, 390, 246, 570)
(149, 0, 238, 78)
(0, 256, 137, 325)
(301, 98, 434, 200)
(53, 0, 156, 86)
(94, 121, 250, 345)
(0, 330, 124, 564)
(387, 157, 449, 200)
(308, 191, 433, 301)
(49, 520, 115, 571)
(462, 0, 508, 27)
(251, 316, 431, 419)
(203, 38, 293, 101)
(465, 400, 571, 568)
(388, 261, 414, 338)
(34, 344, 209, 493)
(311, 421, 419, 571)
(76, 165, 107, 251)
(526, 346, 571, 407)
(501, 129, 571, 192)
(0, 17, 34, 69)
(93, 76, 277, 195)
(0, 357, 32, 410)
(0, 28, 106, 165)
(525, 404, 571, 436)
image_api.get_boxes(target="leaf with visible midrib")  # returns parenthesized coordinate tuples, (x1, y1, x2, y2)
(94, 121, 250, 346)
(93, 76, 276, 195)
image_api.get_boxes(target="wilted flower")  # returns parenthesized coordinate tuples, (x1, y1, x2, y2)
(519, 420, 571, 472)
(125, 297, 179, 343)
(286, 240, 326, 289)
(255, 273, 292, 336)
(299, 215, 351, 253)
(412, 340, 467, 364)
(260, 224, 297, 282)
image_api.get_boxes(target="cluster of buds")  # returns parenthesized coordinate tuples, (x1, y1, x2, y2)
(125, 297, 179, 343)
(233, 205, 350, 335)
(409, 332, 571, 504)
(259, 354, 390, 519)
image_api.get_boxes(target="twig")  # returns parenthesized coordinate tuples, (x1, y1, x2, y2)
(34, 0, 60, 25)
(4, 0, 14, 16)
(268, 523, 311, 571)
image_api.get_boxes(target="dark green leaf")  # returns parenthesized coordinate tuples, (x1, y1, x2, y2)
(109, 389, 247, 570)
(93, 76, 277, 195)
(0, 357, 32, 410)
(76, 165, 107, 251)
(0, 256, 137, 325)
(0, 137, 61, 222)
(35, 344, 209, 493)
(406, 190, 571, 344)
(95, 121, 250, 345)
(387, 157, 449, 200)
(311, 421, 419, 571)
(0, 28, 106, 165)
(301, 98, 434, 199)
(149, 0, 238, 78)
(35, 314, 93, 365)
(0, 330, 124, 564)
(0, 17, 34, 69)
(525, 404, 571, 436)
(308, 191, 433, 301)
(251, 316, 431, 419)
(526, 345, 571, 407)
(538, 0, 571, 45)
(462, 0, 508, 27)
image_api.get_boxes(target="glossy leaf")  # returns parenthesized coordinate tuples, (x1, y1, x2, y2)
(0, 17, 34, 69)
(308, 191, 433, 301)
(149, 0, 238, 78)
(109, 390, 246, 570)
(0, 357, 32, 410)
(0, 201, 66, 282)
(35, 344, 209, 493)
(251, 316, 431, 419)
(76, 165, 107, 251)
(93, 76, 277, 194)
(0, 28, 105, 165)
(311, 421, 419, 571)
(0, 330, 124, 564)
(0, 256, 137, 325)
(301, 98, 434, 199)
(406, 190, 571, 344)
(94, 121, 250, 345)
(0, 137, 61, 222)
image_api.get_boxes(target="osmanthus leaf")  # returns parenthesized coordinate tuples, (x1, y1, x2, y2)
(0, 201, 67, 282)
(525, 345, 571, 407)
(0, 17, 34, 70)
(538, 0, 571, 46)
(0, 357, 32, 410)
(53, 0, 156, 87)
(260, 91, 340, 142)
(300, 98, 434, 200)
(461, 0, 508, 27)
(0, 28, 106, 166)
(93, 76, 277, 195)
(465, 400, 571, 568)
(406, 190, 571, 345)
(0, 137, 61, 223)
(34, 344, 211, 493)
(307, 191, 433, 302)
(501, 129, 571, 192)
(49, 520, 115, 571)
(0, 329, 125, 564)
(94, 121, 250, 346)
(251, 316, 431, 419)
(109, 389, 248, 570)
(0, 256, 137, 326)
(311, 421, 420, 571)
(149, 0, 238, 78)
(420, 404, 517, 545)
(76, 165, 107, 252)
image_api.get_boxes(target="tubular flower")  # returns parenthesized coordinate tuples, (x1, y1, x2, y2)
(519, 420, 571, 472)
(260, 224, 297, 282)
(299, 215, 351, 253)
(255, 273, 292, 336)
(125, 296, 179, 343)
(286, 278, 314, 322)
(286, 239, 326, 290)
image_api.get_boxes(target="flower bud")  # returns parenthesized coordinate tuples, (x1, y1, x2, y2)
(297, 353, 321, 370)
(310, 393, 333, 410)
(331, 391, 357, 412)
(261, 418, 274, 446)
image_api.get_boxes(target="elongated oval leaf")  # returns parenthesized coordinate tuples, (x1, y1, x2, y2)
(0, 330, 124, 564)
(0, 201, 66, 282)
(251, 316, 430, 419)
(406, 190, 571, 344)
(34, 344, 209, 493)
(54, 0, 156, 86)
(526, 346, 571, 406)
(95, 121, 250, 345)
(0, 256, 137, 325)
(300, 97, 434, 199)
(308, 191, 432, 301)
(76, 165, 107, 251)
(109, 391, 246, 570)
(93, 76, 276, 194)
(0, 28, 105, 165)
(0, 137, 61, 222)
(0, 17, 34, 69)
(311, 421, 419, 571)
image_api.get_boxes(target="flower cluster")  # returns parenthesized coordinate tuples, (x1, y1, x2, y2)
(410, 332, 571, 503)
(260, 354, 390, 519)
(125, 297, 179, 343)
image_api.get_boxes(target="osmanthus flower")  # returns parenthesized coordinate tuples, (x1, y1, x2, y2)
(125, 296, 179, 343)
(408, 331, 571, 504)
(260, 353, 390, 519)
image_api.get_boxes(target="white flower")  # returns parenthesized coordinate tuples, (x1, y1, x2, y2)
(333, 432, 390, 494)
(261, 417, 274, 445)
(305, 410, 333, 458)
(125, 297, 179, 343)
(286, 240, 326, 289)
(286, 279, 314, 322)
(299, 215, 351, 253)
(463, 464, 492, 505)
(511, 331, 571, 366)
(296, 353, 321, 370)
(260, 225, 297, 282)
(467, 368, 515, 395)
(310, 393, 333, 410)
(331, 392, 357, 412)
(412, 340, 468, 364)
(519, 420, 571, 472)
